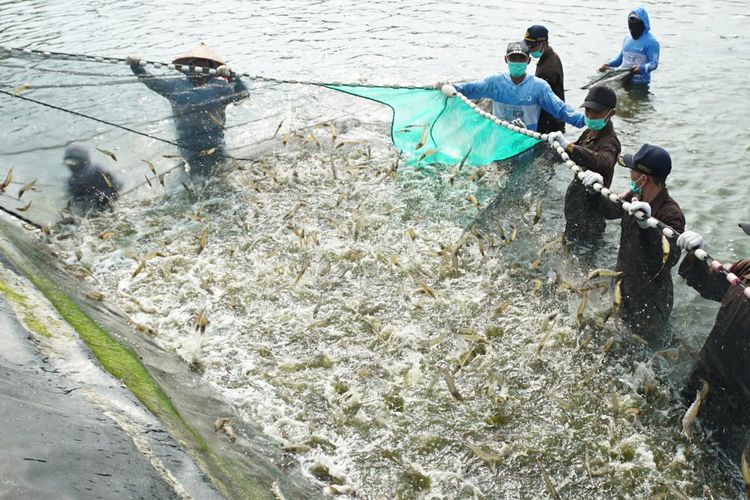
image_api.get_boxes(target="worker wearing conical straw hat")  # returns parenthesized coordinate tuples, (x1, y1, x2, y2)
(126, 43, 248, 176)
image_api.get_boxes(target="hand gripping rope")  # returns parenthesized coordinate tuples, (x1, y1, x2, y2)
(2, 44, 748, 297)
(441, 84, 750, 299)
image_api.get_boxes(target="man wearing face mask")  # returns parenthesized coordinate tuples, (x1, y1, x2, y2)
(524, 25, 566, 135)
(446, 42, 584, 132)
(547, 86, 621, 247)
(127, 43, 249, 175)
(598, 7, 660, 86)
(581, 144, 685, 344)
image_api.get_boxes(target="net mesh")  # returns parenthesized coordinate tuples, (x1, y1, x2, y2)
(326, 85, 540, 167)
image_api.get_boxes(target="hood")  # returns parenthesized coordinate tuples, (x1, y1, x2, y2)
(630, 7, 651, 32)
(63, 143, 91, 172)
(172, 43, 225, 68)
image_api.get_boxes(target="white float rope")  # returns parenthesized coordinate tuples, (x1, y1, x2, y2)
(0, 45, 431, 90)
(3, 43, 747, 295)
(442, 85, 750, 299)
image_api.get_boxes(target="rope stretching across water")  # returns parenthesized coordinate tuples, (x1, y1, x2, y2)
(3, 44, 747, 296)
(0, 45, 432, 90)
(447, 87, 750, 299)
(0, 89, 257, 162)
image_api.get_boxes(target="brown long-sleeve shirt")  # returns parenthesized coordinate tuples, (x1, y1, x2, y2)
(563, 121, 621, 244)
(679, 256, 750, 399)
(601, 187, 685, 342)
(535, 47, 565, 134)
(679, 256, 750, 457)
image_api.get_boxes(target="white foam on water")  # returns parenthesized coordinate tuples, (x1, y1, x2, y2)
(44, 121, 742, 498)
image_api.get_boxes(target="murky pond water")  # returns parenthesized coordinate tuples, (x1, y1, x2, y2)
(1, 0, 749, 497)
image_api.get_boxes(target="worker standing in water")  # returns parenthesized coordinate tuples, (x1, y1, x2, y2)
(598, 8, 660, 86)
(127, 44, 248, 176)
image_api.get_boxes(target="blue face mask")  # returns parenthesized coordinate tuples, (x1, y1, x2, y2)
(530, 50, 543, 59)
(585, 116, 608, 131)
(508, 62, 528, 78)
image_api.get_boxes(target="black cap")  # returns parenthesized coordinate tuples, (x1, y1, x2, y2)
(524, 25, 549, 44)
(580, 85, 617, 112)
(506, 41, 530, 57)
(618, 144, 672, 180)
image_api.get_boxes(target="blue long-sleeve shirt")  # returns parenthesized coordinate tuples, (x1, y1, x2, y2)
(130, 64, 248, 155)
(454, 73, 584, 132)
(607, 7, 660, 85)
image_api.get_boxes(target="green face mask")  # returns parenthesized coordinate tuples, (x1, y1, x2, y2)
(530, 50, 543, 59)
(584, 116, 608, 131)
(508, 62, 528, 78)
(629, 175, 645, 194)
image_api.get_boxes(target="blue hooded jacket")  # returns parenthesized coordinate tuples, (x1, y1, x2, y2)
(607, 7, 660, 85)
(454, 72, 584, 132)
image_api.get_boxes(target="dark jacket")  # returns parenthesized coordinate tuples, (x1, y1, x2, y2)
(678, 256, 750, 457)
(563, 121, 621, 244)
(130, 64, 248, 171)
(64, 144, 122, 212)
(535, 47, 565, 134)
(601, 188, 685, 341)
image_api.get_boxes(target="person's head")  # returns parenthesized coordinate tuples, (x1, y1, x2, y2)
(619, 144, 672, 199)
(628, 11, 646, 39)
(580, 85, 617, 131)
(504, 42, 530, 78)
(63, 143, 91, 174)
(524, 25, 549, 58)
(172, 43, 225, 86)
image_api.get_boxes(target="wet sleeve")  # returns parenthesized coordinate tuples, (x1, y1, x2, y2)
(569, 136, 618, 180)
(642, 39, 660, 74)
(678, 253, 729, 302)
(130, 64, 186, 98)
(601, 199, 624, 220)
(454, 77, 495, 101)
(538, 83, 584, 128)
(227, 76, 250, 104)
(731, 260, 750, 277)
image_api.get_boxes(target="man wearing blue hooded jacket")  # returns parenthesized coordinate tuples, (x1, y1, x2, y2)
(444, 42, 584, 132)
(598, 7, 660, 86)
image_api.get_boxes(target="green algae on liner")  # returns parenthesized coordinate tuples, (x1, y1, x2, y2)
(0, 278, 53, 338)
(0, 227, 277, 500)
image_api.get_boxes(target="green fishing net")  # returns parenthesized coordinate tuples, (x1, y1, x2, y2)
(326, 85, 541, 167)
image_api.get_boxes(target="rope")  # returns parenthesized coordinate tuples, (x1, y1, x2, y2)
(449, 88, 750, 299)
(7, 44, 745, 295)
(0, 201, 43, 230)
(0, 77, 185, 90)
(0, 45, 432, 90)
(0, 60, 131, 78)
(0, 89, 256, 162)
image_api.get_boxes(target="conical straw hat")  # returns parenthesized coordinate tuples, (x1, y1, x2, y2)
(172, 43, 225, 66)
